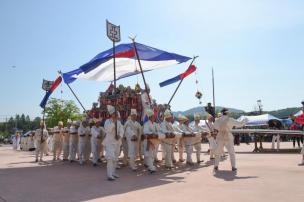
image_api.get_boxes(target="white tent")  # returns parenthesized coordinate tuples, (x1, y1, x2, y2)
(237, 114, 281, 126)
(294, 110, 303, 117)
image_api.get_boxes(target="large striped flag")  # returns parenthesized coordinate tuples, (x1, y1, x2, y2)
(40, 76, 62, 108)
(62, 42, 191, 84)
(159, 65, 197, 87)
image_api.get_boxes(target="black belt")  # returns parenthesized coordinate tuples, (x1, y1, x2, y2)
(70, 132, 77, 135)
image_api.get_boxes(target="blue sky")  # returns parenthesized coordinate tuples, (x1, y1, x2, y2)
(0, 0, 304, 120)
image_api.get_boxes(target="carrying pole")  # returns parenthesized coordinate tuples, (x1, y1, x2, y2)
(167, 56, 198, 105)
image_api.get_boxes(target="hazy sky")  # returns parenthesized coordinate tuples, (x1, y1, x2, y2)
(0, 0, 303, 120)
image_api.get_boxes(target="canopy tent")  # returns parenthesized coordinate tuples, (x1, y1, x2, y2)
(237, 114, 281, 126)
(63, 42, 191, 84)
(294, 110, 303, 117)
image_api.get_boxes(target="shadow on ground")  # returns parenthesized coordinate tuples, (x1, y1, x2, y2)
(0, 159, 211, 202)
(213, 170, 258, 181)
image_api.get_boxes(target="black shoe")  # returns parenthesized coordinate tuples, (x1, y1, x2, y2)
(93, 163, 97, 167)
(214, 166, 218, 171)
(35, 159, 38, 162)
(149, 170, 156, 174)
(232, 167, 237, 171)
(107, 177, 115, 181)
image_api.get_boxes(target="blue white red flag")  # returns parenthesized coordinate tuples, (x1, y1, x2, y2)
(159, 65, 197, 87)
(62, 42, 191, 84)
(40, 76, 62, 108)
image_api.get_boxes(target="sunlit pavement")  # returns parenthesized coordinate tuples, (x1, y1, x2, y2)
(0, 142, 303, 202)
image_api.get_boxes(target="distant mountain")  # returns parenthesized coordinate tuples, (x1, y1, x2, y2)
(266, 107, 301, 119)
(173, 106, 245, 117)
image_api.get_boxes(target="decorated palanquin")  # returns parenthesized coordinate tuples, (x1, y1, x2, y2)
(88, 84, 143, 123)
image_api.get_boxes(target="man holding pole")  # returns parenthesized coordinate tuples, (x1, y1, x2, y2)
(103, 105, 124, 181)
(34, 121, 49, 162)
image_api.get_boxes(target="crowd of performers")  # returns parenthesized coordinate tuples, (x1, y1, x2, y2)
(34, 107, 248, 181)
(32, 84, 250, 181)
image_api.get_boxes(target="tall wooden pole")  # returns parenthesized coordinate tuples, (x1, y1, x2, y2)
(131, 38, 152, 107)
(167, 56, 198, 106)
(212, 67, 215, 109)
(113, 41, 118, 140)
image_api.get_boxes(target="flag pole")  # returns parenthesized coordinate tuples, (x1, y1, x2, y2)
(212, 67, 215, 110)
(41, 90, 47, 143)
(130, 37, 152, 106)
(112, 40, 119, 140)
(167, 56, 198, 106)
(106, 20, 120, 140)
(59, 71, 87, 113)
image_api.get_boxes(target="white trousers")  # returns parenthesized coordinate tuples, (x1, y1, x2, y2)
(272, 135, 280, 149)
(35, 142, 47, 161)
(78, 137, 86, 164)
(105, 143, 120, 178)
(193, 141, 202, 162)
(62, 142, 69, 160)
(207, 136, 217, 158)
(144, 140, 156, 171)
(84, 137, 91, 161)
(69, 135, 78, 161)
(52, 140, 62, 159)
(91, 138, 101, 164)
(127, 138, 137, 169)
(162, 139, 174, 167)
(215, 138, 236, 168)
(179, 137, 193, 163)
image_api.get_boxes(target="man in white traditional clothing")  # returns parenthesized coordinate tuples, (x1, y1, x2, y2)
(143, 109, 165, 173)
(213, 108, 247, 172)
(78, 119, 90, 165)
(34, 121, 49, 162)
(103, 105, 124, 181)
(160, 109, 182, 168)
(175, 114, 195, 165)
(91, 118, 104, 166)
(204, 113, 217, 160)
(190, 113, 205, 164)
(62, 119, 71, 161)
(69, 121, 79, 163)
(124, 109, 142, 171)
(52, 121, 64, 160)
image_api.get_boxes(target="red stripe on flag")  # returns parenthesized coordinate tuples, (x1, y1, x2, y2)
(49, 76, 62, 92)
(180, 65, 196, 80)
(115, 48, 135, 58)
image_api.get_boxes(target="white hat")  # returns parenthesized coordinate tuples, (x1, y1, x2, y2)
(146, 109, 154, 117)
(130, 109, 137, 116)
(194, 113, 201, 120)
(67, 119, 72, 124)
(164, 109, 172, 119)
(178, 114, 188, 122)
(40, 120, 45, 125)
(107, 105, 115, 115)
(58, 121, 63, 126)
(89, 119, 95, 124)
(72, 121, 78, 125)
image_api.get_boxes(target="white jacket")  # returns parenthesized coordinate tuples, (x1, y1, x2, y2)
(103, 119, 124, 146)
(143, 120, 165, 139)
(34, 128, 49, 144)
(160, 121, 182, 139)
(124, 119, 142, 139)
(214, 115, 246, 141)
